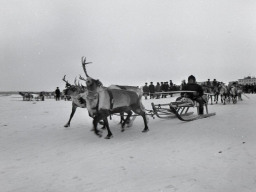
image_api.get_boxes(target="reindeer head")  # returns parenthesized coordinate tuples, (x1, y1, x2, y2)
(80, 56, 104, 92)
(62, 75, 86, 97)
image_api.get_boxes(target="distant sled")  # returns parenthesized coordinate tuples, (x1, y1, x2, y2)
(19, 92, 44, 101)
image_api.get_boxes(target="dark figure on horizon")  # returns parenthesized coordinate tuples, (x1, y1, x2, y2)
(55, 87, 61, 101)
(142, 83, 149, 100)
(149, 82, 155, 99)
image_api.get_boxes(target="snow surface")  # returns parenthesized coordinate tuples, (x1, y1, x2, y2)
(1, 94, 256, 192)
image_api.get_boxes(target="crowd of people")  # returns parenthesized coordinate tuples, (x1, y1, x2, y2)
(142, 77, 256, 100)
(142, 80, 181, 99)
(242, 84, 256, 94)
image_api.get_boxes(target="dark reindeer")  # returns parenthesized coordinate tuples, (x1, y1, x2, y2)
(81, 57, 149, 139)
(19, 92, 33, 101)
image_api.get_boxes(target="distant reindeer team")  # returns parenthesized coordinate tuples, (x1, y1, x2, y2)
(63, 57, 148, 139)
(203, 82, 243, 105)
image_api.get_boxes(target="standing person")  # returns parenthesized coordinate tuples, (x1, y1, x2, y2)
(205, 79, 212, 93)
(149, 82, 155, 99)
(169, 80, 173, 87)
(55, 87, 61, 101)
(212, 79, 219, 102)
(180, 80, 186, 90)
(160, 82, 164, 98)
(39, 92, 45, 101)
(212, 79, 218, 87)
(181, 75, 205, 115)
(206, 79, 211, 87)
(163, 82, 169, 98)
(155, 82, 161, 99)
(206, 79, 212, 91)
(142, 83, 149, 100)
(169, 80, 174, 97)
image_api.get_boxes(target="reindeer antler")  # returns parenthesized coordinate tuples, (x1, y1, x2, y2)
(79, 74, 87, 82)
(74, 77, 77, 86)
(81, 56, 92, 77)
(62, 75, 71, 86)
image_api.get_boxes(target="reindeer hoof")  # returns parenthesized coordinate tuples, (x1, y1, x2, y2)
(105, 135, 113, 139)
(142, 128, 149, 133)
(64, 124, 70, 127)
(95, 130, 102, 137)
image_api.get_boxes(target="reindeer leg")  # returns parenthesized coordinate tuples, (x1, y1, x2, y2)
(215, 94, 218, 103)
(133, 108, 149, 132)
(119, 112, 125, 124)
(103, 118, 113, 139)
(141, 111, 149, 132)
(92, 116, 102, 137)
(100, 121, 106, 130)
(64, 105, 77, 127)
(121, 111, 132, 132)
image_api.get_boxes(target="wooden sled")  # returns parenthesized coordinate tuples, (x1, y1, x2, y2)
(151, 99, 216, 121)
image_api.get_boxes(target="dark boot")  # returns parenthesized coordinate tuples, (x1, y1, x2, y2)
(199, 106, 204, 115)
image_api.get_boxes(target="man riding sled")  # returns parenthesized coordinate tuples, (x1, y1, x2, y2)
(180, 75, 206, 115)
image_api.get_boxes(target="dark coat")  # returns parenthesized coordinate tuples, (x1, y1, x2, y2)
(182, 83, 204, 99)
(55, 88, 61, 96)
(212, 80, 218, 87)
(143, 85, 149, 93)
(149, 84, 155, 93)
(155, 84, 161, 92)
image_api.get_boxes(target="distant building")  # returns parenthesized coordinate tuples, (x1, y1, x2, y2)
(238, 76, 256, 85)
(228, 81, 238, 86)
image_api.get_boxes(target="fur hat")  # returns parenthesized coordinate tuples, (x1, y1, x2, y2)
(188, 75, 196, 81)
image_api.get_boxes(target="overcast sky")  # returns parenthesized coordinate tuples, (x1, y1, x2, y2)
(1, 0, 256, 91)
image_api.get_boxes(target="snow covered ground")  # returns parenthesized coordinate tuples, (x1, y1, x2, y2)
(1, 94, 256, 192)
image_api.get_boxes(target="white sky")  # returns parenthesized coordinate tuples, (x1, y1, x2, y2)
(1, 0, 256, 91)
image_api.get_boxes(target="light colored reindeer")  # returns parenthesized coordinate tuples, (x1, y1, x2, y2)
(62, 75, 87, 127)
(80, 57, 149, 139)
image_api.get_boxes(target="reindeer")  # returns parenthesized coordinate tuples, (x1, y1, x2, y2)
(63, 74, 139, 130)
(79, 77, 142, 131)
(62, 75, 87, 127)
(80, 57, 149, 139)
(19, 92, 33, 101)
(228, 83, 238, 104)
(237, 85, 243, 101)
(219, 83, 229, 105)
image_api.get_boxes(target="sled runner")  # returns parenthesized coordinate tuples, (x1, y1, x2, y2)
(151, 91, 216, 121)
